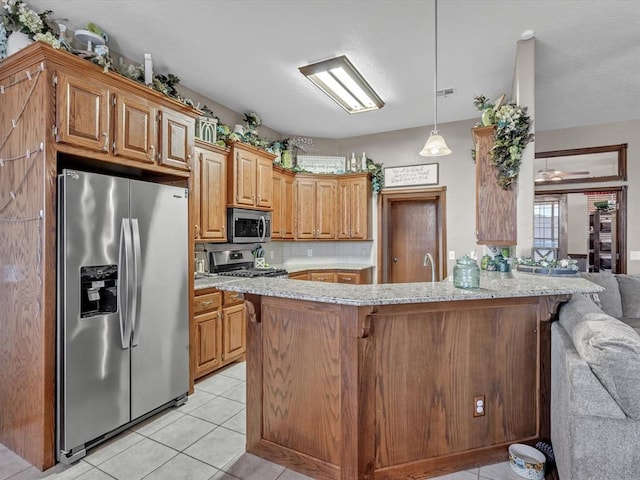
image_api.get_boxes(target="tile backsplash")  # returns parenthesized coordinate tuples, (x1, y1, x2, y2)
(266, 241, 373, 266)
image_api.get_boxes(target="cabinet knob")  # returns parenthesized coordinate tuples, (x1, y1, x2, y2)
(393, 257, 398, 263)
(149, 145, 155, 161)
(102, 132, 108, 151)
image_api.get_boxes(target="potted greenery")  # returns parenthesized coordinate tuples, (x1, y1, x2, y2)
(0, 0, 59, 56)
(473, 94, 534, 190)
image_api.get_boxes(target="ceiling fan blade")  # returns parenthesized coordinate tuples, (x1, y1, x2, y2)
(557, 170, 590, 176)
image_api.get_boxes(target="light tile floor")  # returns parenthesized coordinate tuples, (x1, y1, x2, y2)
(0, 362, 529, 480)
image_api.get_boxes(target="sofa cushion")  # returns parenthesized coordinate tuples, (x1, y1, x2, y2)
(572, 319, 640, 419)
(616, 274, 640, 318)
(559, 293, 616, 338)
(581, 272, 623, 318)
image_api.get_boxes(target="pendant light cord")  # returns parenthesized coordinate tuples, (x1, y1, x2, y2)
(433, 0, 439, 134)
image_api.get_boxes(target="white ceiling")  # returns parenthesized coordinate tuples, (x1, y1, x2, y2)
(29, 0, 640, 139)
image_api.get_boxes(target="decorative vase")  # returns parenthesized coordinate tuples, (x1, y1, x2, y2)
(481, 108, 495, 126)
(282, 150, 292, 169)
(6, 31, 33, 56)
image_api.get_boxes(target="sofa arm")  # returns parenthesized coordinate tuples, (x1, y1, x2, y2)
(552, 321, 625, 418)
(551, 321, 629, 480)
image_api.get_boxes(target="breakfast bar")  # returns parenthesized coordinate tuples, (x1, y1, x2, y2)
(222, 273, 601, 480)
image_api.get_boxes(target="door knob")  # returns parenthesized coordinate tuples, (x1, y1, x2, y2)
(393, 257, 398, 263)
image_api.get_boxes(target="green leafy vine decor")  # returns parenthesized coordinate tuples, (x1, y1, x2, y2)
(473, 95, 534, 190)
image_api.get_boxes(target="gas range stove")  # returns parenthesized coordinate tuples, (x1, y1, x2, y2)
(218, 267, 288, 278)
(202, 247, 288, 278)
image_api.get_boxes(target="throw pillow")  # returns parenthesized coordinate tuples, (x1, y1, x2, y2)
(573, 319, 640, 419)
(581, 272, 623, 318)
(616, 275, 640, 318)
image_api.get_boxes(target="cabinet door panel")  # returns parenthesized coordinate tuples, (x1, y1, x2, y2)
(272, 174, 284, 238)
(159, 109, 194, 171)
(295, 179, 316, 239)
(56, 71, 109, 152)
(200, 148, 227, 240)
(223, 303, 246, 361)
(195, 310, 222, 377)
(113, 92, 155, 163)
(256, 157, 273, 208)
(283, 174, 295, 238)
(316, 180, 337, 239)
(350, 176, 369, 239)
(235, 150, 256, 206)
(337, 180, 351, 239)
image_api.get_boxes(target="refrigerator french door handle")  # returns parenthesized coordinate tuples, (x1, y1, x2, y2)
(118, 219, 132, 349)
(258, 215, 266, 242)
(130, 218, 142, 347)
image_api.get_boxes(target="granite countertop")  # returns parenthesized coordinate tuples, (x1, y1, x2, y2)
(212, 271, 603, 306)
(284, 263, 374, 273)
(194, 263, 375, 290)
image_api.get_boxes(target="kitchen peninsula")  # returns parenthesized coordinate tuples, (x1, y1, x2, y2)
(220, 273, 601, 480)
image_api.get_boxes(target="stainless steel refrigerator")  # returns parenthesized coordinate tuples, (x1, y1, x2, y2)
(56, 169, 189, 464)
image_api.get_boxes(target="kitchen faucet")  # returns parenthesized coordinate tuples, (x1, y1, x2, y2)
(423, 253, 435, 284)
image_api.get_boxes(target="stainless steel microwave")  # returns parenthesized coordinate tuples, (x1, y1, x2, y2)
(227, 208, 271, 243)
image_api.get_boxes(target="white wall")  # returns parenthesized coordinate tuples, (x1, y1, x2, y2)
(567, 193, 588, 254)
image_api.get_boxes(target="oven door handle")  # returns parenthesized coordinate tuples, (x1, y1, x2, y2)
(258, 215, 266, 242)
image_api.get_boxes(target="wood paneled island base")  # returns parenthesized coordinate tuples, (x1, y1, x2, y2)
(243, 293, 569, 480)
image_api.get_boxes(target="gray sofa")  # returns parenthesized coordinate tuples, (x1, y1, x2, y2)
(551, 273, 640, 479)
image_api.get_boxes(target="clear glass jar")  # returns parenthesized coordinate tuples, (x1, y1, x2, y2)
(453, 255, 480, 289)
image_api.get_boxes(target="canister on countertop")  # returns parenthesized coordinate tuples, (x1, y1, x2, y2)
(453, 255, 480, 289)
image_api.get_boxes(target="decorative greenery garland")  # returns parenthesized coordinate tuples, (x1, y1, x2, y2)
(473, 94, 534, 190)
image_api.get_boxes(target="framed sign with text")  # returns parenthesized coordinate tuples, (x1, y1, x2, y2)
(383, 163, 439, 188)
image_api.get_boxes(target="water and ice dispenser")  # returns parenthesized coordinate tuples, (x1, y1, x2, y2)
(80, 265, 118, 317)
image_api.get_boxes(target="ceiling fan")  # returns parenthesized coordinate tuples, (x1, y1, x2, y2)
(535, 160, 590, 182)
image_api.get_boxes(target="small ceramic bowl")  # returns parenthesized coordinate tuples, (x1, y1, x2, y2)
(508, 443, 546, 480)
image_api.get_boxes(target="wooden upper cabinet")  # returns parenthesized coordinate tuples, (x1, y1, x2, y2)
(195, 142, 228, 241)
(56, 71, 110, 152)
(295, 175, 337, 240)
(338, 173, 371, 240)
(256, 156, 273, 208)
(112, 91, 156, 164)
(158, 109, 194, 171)
(473, 126, 517, 245)
(316, 179, 337, 239)
(54, 60, 197, 176)
(272, 167, 295, 240)
(295, 177, 317, 239)
(228, 143, 275, 210)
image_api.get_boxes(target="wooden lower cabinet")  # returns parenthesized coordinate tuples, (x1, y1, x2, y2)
(244, 294, 564, 480)
(193, 288, 246, 380)
(222, 303, 246, 361)
(290, 268, 372, 284)
(309, 271, 336, 283)
(287, 271, 309, 280)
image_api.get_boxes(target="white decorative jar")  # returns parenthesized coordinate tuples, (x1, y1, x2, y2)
(6, 31, 33, 56)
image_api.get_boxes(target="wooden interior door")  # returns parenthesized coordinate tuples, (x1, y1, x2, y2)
(379, 188, 447, 283)
(389, 200, 438, 283)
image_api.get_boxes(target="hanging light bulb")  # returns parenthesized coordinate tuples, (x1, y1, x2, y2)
(420, 0, 451, 157)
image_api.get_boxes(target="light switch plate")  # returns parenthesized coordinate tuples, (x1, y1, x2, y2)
(449, 251, 456, 260)
(630, 251, 640, 261)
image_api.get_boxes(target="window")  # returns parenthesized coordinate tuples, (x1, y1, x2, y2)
(533, 199, 561, 261)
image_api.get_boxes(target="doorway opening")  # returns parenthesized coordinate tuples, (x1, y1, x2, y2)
(534, 187, 627, 273)
(378, 187, 447, 283)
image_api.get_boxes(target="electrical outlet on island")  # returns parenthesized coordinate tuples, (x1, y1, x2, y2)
(307, 248, 313, 257)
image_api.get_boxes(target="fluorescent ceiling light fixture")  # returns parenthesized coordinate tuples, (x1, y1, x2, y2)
(299, 55, 384, 114)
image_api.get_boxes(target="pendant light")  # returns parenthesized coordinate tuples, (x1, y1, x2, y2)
(420, 0, 451, 157)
